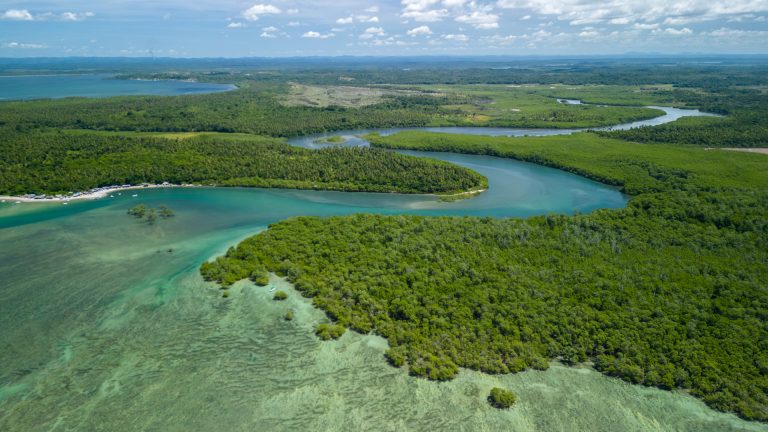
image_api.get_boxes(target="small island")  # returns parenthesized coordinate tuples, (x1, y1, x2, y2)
(313, 135, 347, 145)
(127, 204, 175, 224)
(488, 387, 517, 409)
(315, 323, 346, 340)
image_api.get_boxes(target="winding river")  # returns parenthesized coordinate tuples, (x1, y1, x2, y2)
(1, 106, 760, 431)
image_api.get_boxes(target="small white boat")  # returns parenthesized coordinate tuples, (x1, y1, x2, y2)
(131, 194, 138, 197)
(269, 286, 276, 292)
(63, 202, 68, 205)
(110, 195, 114, 198)
(15, 201, 21, 204)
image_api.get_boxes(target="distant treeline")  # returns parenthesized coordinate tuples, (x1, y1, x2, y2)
(116, 63, 768, 88)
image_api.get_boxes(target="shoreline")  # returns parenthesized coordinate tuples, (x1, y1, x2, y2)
(435, 188, 487, 197)
(0, 184, 487, 204)
(717, 147, 768, 155)
(0, 183, 198, 204)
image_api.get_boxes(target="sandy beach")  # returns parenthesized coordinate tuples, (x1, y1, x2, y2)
(0, 183, 197, 204)
(722, 148, 768, 155)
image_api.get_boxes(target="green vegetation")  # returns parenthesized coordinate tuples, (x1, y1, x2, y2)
(253, 274, 270, 287)
(598, 114, 768, 148)
(284, 310, 295, 321)
(273, 291, 288, 301)
(0, 82, 670, 140)
(315, 323, 346, 341)
(595, 85, 768, 148)
(202, 132, 768, 421)
(414, 84, 665, 128)
(0, 131, 485, 196)
(488, 388, 517, 409)
(222, 290, 230, 298)
(127, 204, 174, 224)
(0, 85, 442, 137)
(313, 135, 347, 145)
(127, 204, 148, 218)
(366, 131, 768, 195)
(158, 206, 175, 218)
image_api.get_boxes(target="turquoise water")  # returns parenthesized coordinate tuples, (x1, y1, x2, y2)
(1, 106, 762, 430)
(0, 74, 236, 100)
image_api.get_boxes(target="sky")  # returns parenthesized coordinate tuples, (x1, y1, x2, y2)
(1, 0, 767, 57)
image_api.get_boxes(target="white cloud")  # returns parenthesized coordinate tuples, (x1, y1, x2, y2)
(633, 22, 659, 30)
(1, 9, 33, 21)
(262, 26, 278, 32)
(3, 41, 47, 49)
(443, 33, 469, 41)
(60, 11, 94, 22)
(578, 29, 599, 38)
(455, 11, 499, 29)
(705, 27, 768, 37)
(1, 9, 93, 21)
(496, 0, 768, 27)
(656, 27, 693, 35)
(242, 4, 282, 21)
(521, 14, 531, 20)
(365, 6, 380, 13)
(227, 22, 245, 28)
(407, 25, 433, 36)
(609, 17, 631, 25)
(287, 21, 301, 26)
(401, 0, 449, 22)
(365, 26, 386, 35)
(302, 31, 335, 39)
(287, 8, 299, 14)
(339, 14, 380, 24)
(260, 32, 277, 38)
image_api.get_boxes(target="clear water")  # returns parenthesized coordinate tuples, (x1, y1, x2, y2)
(1, 104, 760, 430)
(0, 74, 236, 100)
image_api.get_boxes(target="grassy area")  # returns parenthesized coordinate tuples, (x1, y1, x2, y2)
(281, 83, 427, 108)
(413, 84, 667, 128)
(203, 131, 768, 421)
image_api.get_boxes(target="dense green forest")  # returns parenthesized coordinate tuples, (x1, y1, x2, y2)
(202, 132, 768, 421)
(0, 86, 440, 137)
(0, 131, 485, 196)
(595, 86, 768, 148)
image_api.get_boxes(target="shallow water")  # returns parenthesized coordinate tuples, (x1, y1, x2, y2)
(1, 107, 762, 431)
(0, 74, 235, 100)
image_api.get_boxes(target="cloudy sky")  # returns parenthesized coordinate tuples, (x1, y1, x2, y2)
(1, 0, 767, 57)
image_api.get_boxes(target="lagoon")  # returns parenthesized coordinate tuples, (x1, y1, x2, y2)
(0, 74, 236, 100)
